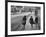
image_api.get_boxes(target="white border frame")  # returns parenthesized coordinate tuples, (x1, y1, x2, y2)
(8, 2, 43, 35)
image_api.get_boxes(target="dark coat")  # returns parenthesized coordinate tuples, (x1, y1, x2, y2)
(35, 17, 38, 23)
(22, 16, 26, 25)
(29, 17, 34, 24)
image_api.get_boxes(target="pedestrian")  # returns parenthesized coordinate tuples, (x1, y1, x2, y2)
(22, 16, 26, 30)
(29, 16, 35, 29)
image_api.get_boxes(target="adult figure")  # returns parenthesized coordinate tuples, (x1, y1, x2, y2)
(22, 16, 26, 30)
(35, 17, 38, 24)
(35, 17, 40, 29)
(29, 16, 34, 28)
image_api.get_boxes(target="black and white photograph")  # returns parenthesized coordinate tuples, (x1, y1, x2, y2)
(11, 6, 40, 31)
(8, 2, 44, 35)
